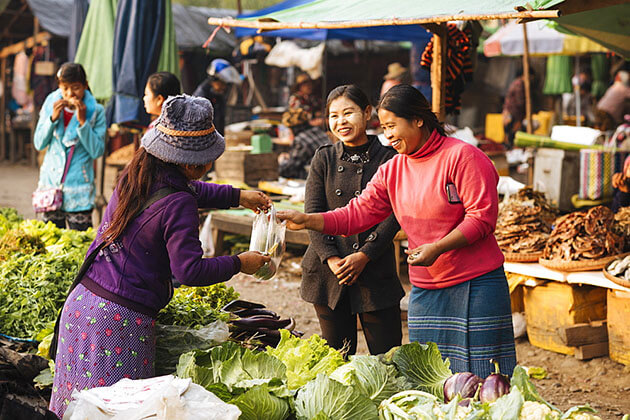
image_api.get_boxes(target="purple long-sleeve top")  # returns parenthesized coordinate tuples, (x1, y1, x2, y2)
(82, 166, 241, 318)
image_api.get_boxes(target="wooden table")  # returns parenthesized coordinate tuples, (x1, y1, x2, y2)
(210, 211, 310, 256)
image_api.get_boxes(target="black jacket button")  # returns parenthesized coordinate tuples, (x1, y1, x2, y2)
(337, 165, 344, 172)
(335, 189, 342, 196)
(354, 190, 361, 197)
(352, 243, 359, 250)
(357, 168, 363, 174)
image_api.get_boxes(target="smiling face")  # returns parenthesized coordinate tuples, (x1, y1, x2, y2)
(59, 81, 87, 107)
(328, 96, 370, 147)
(143, 84, 165, 116)
(377, 108, 425, 155)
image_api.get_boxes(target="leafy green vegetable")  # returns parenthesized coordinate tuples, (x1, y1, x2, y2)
(488, 386, 524, 420)
(561, 406, 600, 420)
(330, 355, 405, 405)
(157, 284, 239, 328)
(511, 366, 556, 411)
(295, 374, 379, 420)
(266, 329, 345, 390)
(0, 228, 46, 261)
(230, 384, 290, 420)
(391, 342, 453, 400)
(0, 220, 94, 340)
(378, 389, 439, 419)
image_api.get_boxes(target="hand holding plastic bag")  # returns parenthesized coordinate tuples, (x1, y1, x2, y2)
(249, 205, 286, 280)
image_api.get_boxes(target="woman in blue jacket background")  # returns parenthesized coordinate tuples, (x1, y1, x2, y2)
(34, 62, 106, 230)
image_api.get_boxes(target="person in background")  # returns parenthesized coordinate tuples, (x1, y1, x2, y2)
(301, 85, 403, 356)
(49, 95, 272, 418)
(277, 108, 330, 180)
(278, 85, 516, 377)
(502, 69, 533, 148)
(193, 58, 241, 135)
(596, 70, 630, 130)
(380, 62, 410, 99)
(289, 73, 323, 125)
(143, 71, 181, 127)
(612, 155, 630, 213)
(33, 63, 106, 231)
(564, 80, 596, 125)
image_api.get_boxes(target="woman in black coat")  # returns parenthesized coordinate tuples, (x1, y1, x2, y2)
(302, 85, 404, 355)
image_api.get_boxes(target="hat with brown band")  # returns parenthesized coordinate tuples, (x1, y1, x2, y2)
(141, 94, 225, 165)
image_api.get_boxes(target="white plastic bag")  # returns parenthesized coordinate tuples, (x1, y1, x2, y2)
(249, 206, 286, 280)
(199, 213, 215, 257)
(63, 375, 241, 420)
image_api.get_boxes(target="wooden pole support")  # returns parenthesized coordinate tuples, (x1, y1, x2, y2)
(431, 23, 447, 122)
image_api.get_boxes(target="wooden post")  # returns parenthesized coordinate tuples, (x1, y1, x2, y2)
(0, 57, 6, 161)
(522, 23, 533, 135)
(30, 17, 40, 166)
(430, 23, 447, 121)
(236, 0, 242, 15)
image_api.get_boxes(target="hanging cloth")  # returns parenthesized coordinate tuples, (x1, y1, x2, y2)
(543, 55, 572, 95)
(420, 23, 473, 115)
(590, 54, 608, 100)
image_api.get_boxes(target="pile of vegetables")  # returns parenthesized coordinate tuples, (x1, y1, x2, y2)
(0, 210, 95, 340)
(176, 337, 610, 420)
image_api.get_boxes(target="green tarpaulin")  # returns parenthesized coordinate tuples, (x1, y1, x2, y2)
(553, 3, 630, 58)
(243, 0, 564, 23)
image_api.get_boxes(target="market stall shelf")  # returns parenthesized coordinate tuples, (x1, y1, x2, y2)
(503, 251, 543, 263)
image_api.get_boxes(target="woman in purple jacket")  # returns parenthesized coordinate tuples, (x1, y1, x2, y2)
(49, 95, 271, 418)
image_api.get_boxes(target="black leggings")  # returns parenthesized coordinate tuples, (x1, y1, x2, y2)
(314, 294, 402, 356)
(43, 209, 93, 231)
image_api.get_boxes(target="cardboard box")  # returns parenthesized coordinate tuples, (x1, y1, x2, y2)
(215, 149, 278, 186)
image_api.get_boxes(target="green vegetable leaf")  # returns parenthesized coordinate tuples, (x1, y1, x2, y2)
(391, 342, 452, 400)
(561, 405, 598, 420)
(295, 374, 379, 420)
(511, 366, 556, 410)
(266, 330, 345, 389)
(488, 386, 524, 420)
(230, 384, 290, 420)
(330, 355, 405, 405)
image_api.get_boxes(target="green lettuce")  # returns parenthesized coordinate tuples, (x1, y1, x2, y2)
(391, 342, 453, 400)
(330, 355, 405, 405)
(230, 384, 290, 420)
(295, 374, 379, 420)
(266, 329, 345, 389)
(511, 366, 556, 411)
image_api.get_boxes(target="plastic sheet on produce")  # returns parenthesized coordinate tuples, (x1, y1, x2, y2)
(63, 374, 241, 420)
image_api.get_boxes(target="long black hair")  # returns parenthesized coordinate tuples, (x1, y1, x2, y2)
(147, 72, 181, 99)
(378, 84, 445, 136)
(326, 84, 371, 115)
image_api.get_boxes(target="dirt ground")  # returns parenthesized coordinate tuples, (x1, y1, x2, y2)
(227, 251, 630, 419)
(1, 162, 629, 418)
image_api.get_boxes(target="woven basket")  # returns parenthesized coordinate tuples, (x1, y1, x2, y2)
(603, 267, 630, 288)
(538, 252, 630, 272)
(503, 251, 544, 263)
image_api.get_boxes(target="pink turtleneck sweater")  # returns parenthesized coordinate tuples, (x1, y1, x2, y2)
(322, 130, 504, 289)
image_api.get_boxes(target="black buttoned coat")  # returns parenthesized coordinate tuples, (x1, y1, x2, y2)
(301, 136, 404, 313)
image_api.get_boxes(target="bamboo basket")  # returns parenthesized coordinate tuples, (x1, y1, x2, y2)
(603, 268, 630, 288)
(539, 252, 630, 272)
(503, 251, 543, 263)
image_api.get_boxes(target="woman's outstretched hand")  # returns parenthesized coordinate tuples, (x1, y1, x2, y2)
(277, 210, 308, 230)
(239, 190, 272, 213)
(238, 251, 271, 274)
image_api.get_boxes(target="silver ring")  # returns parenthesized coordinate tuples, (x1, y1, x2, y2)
(348, 274, 353, 278)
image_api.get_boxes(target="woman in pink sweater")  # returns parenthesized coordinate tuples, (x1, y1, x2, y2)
(279, 85, 516, 377)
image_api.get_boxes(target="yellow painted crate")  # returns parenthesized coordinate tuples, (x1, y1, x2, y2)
(523, 282, 606, 355)
(608, 290, 630, 366)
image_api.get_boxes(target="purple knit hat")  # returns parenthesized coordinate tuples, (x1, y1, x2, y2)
(141, 94, 225, 165)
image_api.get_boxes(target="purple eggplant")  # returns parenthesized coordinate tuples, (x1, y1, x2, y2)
(479, 359, 510, 403)
(443, 372, 484, 402)
(232, 308, 280, 319)
(231, 317, 293, 331)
